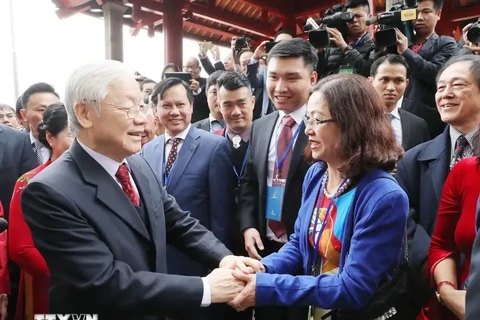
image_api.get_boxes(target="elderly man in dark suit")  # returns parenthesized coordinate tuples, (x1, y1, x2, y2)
(396, 55, 480, 274)
(193, 70, 226, 133)
(466, 197, 480, 320)
(21, 60, 263, 320)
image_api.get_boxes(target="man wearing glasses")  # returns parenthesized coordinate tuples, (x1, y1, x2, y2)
(183, 57, 209, 123)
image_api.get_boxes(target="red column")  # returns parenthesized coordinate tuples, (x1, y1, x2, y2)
(164, 0, 185, 68)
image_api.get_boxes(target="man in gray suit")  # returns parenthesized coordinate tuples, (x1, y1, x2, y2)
(466, 196, 480, 319)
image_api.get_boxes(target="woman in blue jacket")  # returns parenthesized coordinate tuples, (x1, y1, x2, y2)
(230, 74, 409, 319)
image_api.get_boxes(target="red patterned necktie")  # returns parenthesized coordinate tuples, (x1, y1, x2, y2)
(165, 138, 181, 176)
(269, 115, 296, 239)
(450, 135, 468, 170)
(116, 163, 140, 206)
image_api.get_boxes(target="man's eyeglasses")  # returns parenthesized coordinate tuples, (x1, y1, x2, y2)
(183, 65, 199, 71)
(305, 116, 335, 128)
(101, 102, 149, 119)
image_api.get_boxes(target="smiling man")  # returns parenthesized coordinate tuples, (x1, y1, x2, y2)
(396, 55, 480, 284)
(369, 54, 430, 151)
(237, 38, 318, 320)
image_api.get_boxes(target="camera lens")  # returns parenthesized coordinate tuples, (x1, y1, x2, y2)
(467, 24, 480, 44)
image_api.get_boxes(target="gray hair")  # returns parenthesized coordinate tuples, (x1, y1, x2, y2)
(64, 60, 135, 135)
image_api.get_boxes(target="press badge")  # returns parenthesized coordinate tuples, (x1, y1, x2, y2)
(338, 65, 354, 74)
(265, 179, 286, 221)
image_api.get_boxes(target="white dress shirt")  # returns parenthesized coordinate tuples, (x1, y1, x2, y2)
(164, 124, 192, 159)
(266, 105, 306, 243)
(30, 132, 50, 164)
(396, 96, 404, 109)
(389, 106, 403, 147)
(78, 138, 211, 307)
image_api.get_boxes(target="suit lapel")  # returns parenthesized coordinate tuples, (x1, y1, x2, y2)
(399, 110, 411, 150)
(259, 113, 279, 181)
(71, 141, 150, 241)
(418, 34, 438, 57)
(167, 127, 200, 193)
(287, 122, 307, 183)
(154, 135, 165, 186)
(202, 119, 210, 132)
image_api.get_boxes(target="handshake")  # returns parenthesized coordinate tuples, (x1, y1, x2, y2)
(206, 255, 265, 311)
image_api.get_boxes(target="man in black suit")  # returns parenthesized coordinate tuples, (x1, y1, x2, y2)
(395, 0, 457, 138)
(184, 57, 209, 123)
(237, 39, 317, 320)
(21, 60, 263, 320)
(369, 54, 430, 151)
(0, 124, 37, 319)
(193, 70, 226, 132)
(396, 55, 480, 275)
(466, 196, 480, 320)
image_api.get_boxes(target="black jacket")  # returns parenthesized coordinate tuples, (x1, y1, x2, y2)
(317, 32, 375, 78)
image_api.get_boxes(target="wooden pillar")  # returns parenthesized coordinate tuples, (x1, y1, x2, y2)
(435, 0, 457, 37)
(164, 0, 185, 68)
(103, 1, 125, 62)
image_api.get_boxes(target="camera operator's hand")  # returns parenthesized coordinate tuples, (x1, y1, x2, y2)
(395, 28, 408, 54)
(253, 40, 269, 60)
(462, 23, 473, 45)
(461, 23, 480, 55)
(327, 28, 348, 50)
(231, 37, 237, 51)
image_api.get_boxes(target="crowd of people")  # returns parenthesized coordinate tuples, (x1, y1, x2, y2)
(0, 0, 479, 319)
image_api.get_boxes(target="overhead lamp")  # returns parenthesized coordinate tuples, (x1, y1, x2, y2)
(123, 7, 133, 19)
(90, 0, 102, 13)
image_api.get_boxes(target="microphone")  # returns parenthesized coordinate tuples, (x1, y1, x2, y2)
(0, 219, 7, 233)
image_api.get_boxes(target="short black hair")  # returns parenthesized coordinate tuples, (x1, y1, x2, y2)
(216, 72, 252, 93)
(371, 54, 410, 78)
(417, 0, 443, 12)
(15, 96, 23, 117)
(436, 55, 480, 88)
(140, 79, 157, 91)
(21, 82, 59, 110)
(275, 29, 294, 40)
(267, 38, 318, 72)
(151, 77, 194, 106)
(37, 103, 68, 152)
(345, 0, 370, 14)
(206, 70, 226, 93)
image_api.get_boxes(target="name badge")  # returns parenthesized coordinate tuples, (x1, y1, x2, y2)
(265, 179, 286, 221)
(339, 65, 354, 74)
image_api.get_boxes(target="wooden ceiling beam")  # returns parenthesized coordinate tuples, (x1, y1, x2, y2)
(294, 1, 339, 18)
(239, 0, 288, 19)
(451, 5, 480, 22)
(184, 20, 239, 39)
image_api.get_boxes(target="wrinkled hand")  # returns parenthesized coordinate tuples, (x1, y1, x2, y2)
(243, 228, 264, 260)
(228, 270, 256, 311)
(327, 28, 348, 50)
(441, 288, 466, 320)
(395, 28, 408, 54)
(207, 268, 245, 303)
(0, 294, 7, 320)
(190, 79, 200, 93)
(219, 255, 266, 274)
(462, 23, 472, 45)
(253, 40, 269, 60)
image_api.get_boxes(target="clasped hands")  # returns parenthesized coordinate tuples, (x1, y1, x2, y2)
(206, 255, 264, 312)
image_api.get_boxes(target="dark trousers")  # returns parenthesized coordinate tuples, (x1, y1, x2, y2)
(254, 239, 308, 320)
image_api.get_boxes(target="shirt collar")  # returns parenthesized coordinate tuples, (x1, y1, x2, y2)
(227, 125, 252, 142)
(165, 124, 191, 143)
(278, 105, 307, 127)
(396, 96, 404, 109)
(77, 139, 126, 179)
(449, 126, 479, 151)
(390, 105, 400, 120)
(29, 132, 37, 144)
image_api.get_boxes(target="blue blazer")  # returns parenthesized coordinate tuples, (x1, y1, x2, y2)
(256, 163, 408, 314)
(141, 126, 236, 276)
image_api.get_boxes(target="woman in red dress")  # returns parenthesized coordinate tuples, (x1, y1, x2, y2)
(427, 147, 480, 320)
(8, 103, 72, 320)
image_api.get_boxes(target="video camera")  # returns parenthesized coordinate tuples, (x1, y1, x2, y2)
(235, 36, 253, 51)
(304, 3, 354, 48)
(366, 1, 417, 50)
(467, 18, 480, 45)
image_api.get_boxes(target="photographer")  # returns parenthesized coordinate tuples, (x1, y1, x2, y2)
(455, 22, 480, 56)
(198, 40, 238, 75)
(394, 0, 456, 138)
(317, 0, 375, 78)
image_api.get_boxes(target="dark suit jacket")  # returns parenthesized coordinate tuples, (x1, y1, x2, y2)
(199, 56, 225, 75)
(193, 117, 211, 132)
(401, 33, 457, 138)
(0, 125, 37, 221)
(237, 112, 311, 241)
(396, 126, 450, 269)
(466, 196, 480, 320)
(141, 126, 236, 277)
(21, 140, 232, 319)
(192, 77, 209, 123)
(398, 108, 430, 151)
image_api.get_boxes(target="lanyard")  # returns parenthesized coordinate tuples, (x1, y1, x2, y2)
(310, 176, 348, 275)
(274, 122, 303, 172)
(224, 130, 250, 181)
